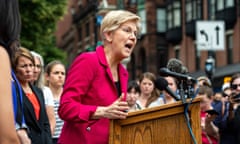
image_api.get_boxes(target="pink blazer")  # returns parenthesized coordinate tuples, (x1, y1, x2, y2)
(58, 46, 128, 144)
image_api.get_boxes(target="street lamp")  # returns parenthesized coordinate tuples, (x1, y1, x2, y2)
(205, 56, 215, 81)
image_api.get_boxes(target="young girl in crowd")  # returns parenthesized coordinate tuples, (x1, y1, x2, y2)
(136, 72, 163, 109)
(45, 60, 66, 144)
(127, 80, 141, 111)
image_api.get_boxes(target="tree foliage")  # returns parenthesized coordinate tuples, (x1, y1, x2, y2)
(19, 0, 68, 65)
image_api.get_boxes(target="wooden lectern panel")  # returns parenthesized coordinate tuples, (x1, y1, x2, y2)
(109, 97, 201, 144)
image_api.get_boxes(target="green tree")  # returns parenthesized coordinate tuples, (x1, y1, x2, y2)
(19, 0, 68, 65)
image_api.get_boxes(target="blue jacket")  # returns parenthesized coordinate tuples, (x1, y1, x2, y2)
(11, 70, 27, 129)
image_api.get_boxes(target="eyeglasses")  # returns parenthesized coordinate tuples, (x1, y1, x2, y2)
(120, 26, 140, 39)
(231, 84, 240, 90)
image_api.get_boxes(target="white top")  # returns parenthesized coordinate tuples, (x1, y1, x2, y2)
(136, 97, 164, 110)
(42, 86, 54, 106)
(148, 97, 164, 108)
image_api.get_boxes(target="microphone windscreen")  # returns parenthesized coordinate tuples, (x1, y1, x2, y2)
(155, 77, 168, 90)
(167, 58, 184, 74)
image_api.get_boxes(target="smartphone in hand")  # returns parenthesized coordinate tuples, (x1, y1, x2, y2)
(230, 93, 240, 103)
(205, 109, 219, 115)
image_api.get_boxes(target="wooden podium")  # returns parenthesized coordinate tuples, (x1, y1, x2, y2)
(109, 97, 201, 144)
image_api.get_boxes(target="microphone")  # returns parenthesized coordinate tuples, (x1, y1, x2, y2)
(159, 67, 196, 83)
(167, 58, 185, 74)
(155, 77, 180, 101)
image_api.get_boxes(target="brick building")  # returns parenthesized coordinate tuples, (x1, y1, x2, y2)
(55, 0, 240, 88)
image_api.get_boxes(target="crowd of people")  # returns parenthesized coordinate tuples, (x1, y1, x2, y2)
(1, 1, 240, 144)
(125, 72, 240, 144)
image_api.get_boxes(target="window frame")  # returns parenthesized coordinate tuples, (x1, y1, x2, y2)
(167, 0, 182, 30)
(157, 8, 167, 32)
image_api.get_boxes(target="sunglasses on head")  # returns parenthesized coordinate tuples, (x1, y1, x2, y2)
(231, 84, 240, 90)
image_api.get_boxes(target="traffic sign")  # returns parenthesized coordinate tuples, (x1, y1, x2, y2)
(196, 21, 225, 51)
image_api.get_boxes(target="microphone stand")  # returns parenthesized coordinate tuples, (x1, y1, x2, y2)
(179, 80, 187, 104)
(179, 79, 197, 144)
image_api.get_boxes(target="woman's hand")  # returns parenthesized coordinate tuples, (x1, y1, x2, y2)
(92, 93, 129, 119)
(16, 129, 31, 144)
(103, 97, 129, 119)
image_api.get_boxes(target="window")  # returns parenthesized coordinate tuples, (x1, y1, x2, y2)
(185, 0, 202, 22)
(128, 0, 137, 5)
(208, 0, 216, 20)
(173, 2, 181, 27)
(167, 5, 173, 29)
(157, 8, 166, 32)
(138, 9, 147, 34)
(186, 2, 192, 22)
(226, 0, 234, 8)
(216, 0, 235, 11)
(226, 32, 233, 64)
(137, 0, 145, 5)
(217, 0, 224, 11)
(140, 48, 147, 72)
(137, 0, 146, 35)
(117, 0, 124, 9)
(78, 26, 82, 40)
(157, 46, 168, 68)
(194, 0, 202, 19)
(167, 1, 181, 29)
(85, 21, 90, 37)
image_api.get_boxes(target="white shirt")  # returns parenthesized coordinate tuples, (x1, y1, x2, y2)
(42, 86, 54, 106)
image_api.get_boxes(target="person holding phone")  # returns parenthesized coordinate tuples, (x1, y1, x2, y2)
(224, 73, 240, 144)
(58, 10, 141, 144)
(198, 85, 219, 144)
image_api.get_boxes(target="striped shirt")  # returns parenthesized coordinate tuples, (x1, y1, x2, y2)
(53, 100, 64, 138)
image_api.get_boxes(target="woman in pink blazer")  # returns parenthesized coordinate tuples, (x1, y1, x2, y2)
(58, 10, 141, 144)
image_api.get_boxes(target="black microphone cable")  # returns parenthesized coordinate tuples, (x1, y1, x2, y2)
(183, 88, 199, 144)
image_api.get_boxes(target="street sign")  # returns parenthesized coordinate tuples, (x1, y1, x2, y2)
(196, 21, 225, 51)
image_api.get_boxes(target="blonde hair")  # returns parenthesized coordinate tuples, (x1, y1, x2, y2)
(100, 10, 141, 40)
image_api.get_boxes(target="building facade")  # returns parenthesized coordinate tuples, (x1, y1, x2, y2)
(55, 0, 240, 88)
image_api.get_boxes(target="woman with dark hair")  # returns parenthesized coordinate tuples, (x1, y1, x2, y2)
(0, 0, 30, 143)
(0, 0, 21, 60)
(127, 80, 141, 111)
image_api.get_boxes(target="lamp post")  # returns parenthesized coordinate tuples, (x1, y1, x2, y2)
(205, 56, 215, 81)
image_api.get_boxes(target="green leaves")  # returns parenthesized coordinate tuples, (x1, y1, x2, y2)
(19, 0, 67, 65)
